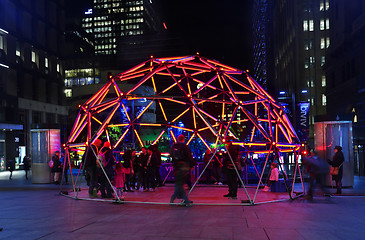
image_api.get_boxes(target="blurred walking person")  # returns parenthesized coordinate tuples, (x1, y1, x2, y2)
(170, 134, 193, 207)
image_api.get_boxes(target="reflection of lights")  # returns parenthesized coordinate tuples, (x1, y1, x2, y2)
(279, 91, 286, 95)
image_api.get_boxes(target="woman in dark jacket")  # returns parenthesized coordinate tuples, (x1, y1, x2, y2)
(51, 151, 62, 184)
(99, 142, 115, 198)
(328, 146, 345, 194)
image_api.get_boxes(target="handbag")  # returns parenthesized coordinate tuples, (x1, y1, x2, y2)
(330, 166, 339, 175)
(48, 159, 54, 168)
(330, 162, 343, 176)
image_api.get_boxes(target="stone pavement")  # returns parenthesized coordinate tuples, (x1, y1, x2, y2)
(1, 170, 365, 240)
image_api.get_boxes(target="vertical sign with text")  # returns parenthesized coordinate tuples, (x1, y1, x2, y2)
(296, 102, 310, 142)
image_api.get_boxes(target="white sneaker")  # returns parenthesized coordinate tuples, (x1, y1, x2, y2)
(218, 182, 223, 185)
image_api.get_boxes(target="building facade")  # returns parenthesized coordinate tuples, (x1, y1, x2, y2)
(0, 0, 68, 171)
(324, 0, 365, 175)
(270, 0, 331, 147)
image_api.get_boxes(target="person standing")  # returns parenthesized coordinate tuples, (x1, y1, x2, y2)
(145, 146, 156, 191)
(170, 134, 193, 207)
(84, 139, 102, 198)
(51, 151, 62, 184)
(136, 147, 148, 191)
(99, 141, 115, 198)
(328, 146, 345, 194)
(153, 144, 163, 187)
(122, 150, 135, 192)
(23, 155, 31, 180)
(7, 159, 15, 180)
(203, 149, 214, 184)
(222, 136, 240, 199)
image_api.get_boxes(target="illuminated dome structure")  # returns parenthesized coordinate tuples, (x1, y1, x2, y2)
(62, 55, 304, 205)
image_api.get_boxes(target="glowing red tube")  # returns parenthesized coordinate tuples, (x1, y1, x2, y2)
(152, 129, 166, 145)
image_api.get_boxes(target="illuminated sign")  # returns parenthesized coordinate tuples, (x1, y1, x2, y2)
(296, 102, 310, 141)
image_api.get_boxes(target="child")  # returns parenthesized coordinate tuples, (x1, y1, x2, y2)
(263, 162, 279, 191)
(114, 161, 125, 199)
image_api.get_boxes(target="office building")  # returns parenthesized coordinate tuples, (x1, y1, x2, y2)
(0, 0, 68, 170)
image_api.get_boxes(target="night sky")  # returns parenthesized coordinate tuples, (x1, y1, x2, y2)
(64, 0, 254, 70)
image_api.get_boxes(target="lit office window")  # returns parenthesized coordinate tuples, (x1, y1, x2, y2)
(64, 89, 72, 98)
(320, 38, 325, 49)
(57, 63, 60, 72)
(309, 20, 314, 31)
(45, 57, 48, 68)
(322, 94, 326, 106)
(320, 19, 325, 30)
(310, 56, 315, 66)
(303, 20, 308, 31)
(326, 37, 330, 48)
(31, 50, 36, 62)
(15, 42, 20, 56)
(305, 59, 309, 69)
(320, 0, 324, 11)
(311, 79, 315, 87)
(325, 0, 330, 10)
(322, 75, 326, 87)
(304, 40, 313, 50)
(326, 19, 330, 29)
(311, 98, 315, 105)
(0, 35, 3, 50)
(321, 56, 325, 66)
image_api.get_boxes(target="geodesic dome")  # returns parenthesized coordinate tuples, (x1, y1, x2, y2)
(63, 55, 304, 205)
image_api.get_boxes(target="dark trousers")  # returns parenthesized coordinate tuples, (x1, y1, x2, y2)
(308, 174, 328, 196)
(124, 173, 131, 190)
(100, 173, 113, 198)
(213, 166, 221, 182)
(170, 169, 190, 204)
(155, 165, 162, 186)
(86, 166, 97, 195)
(146, 166, 156, 189)
(136, 169, 146, 189)
(226, 169, 238, 197)
(205, 168, 213, 183)
(24, 169, 29, 180)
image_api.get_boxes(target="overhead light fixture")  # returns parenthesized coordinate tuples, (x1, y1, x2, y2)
(0, 28, 8, 34)
(0, 63, 9, 68)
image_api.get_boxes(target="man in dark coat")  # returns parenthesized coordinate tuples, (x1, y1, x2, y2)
(99, 141, 115, 198)
(23, 155, 31, 180)
(328, 146, 345, 194)
(170, 134, 193, 206)
(222, 136, 240, 199)
(7, 159, 15, 180)
(84, 139, 102, 198)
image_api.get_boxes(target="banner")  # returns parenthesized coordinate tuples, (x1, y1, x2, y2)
(296, 102, 310, 141)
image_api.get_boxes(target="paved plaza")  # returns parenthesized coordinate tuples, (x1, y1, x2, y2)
(1, 171, 365, 240)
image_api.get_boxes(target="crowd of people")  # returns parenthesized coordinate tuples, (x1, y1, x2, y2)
(51, 136, 346, 203)
(83, 139, 165, 199)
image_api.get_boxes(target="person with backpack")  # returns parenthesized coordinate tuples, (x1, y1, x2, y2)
(84, 139, 102, 198)
(170, 134, 193, 207)
(99, 141, 115, 199)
